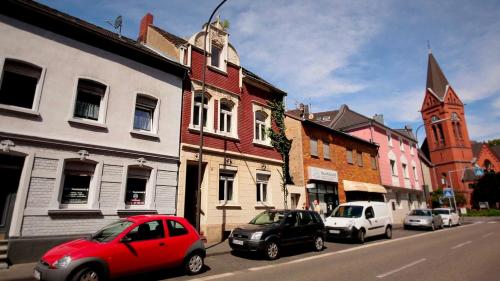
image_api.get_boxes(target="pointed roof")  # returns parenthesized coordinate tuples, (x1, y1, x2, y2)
(426, 53, 450, 100)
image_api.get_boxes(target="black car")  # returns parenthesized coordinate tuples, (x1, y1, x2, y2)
(228, 209, 326, 260)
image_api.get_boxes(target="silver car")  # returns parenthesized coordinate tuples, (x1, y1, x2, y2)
(403, 209, 443, 231)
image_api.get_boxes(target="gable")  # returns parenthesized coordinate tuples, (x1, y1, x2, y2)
(443, 87, 463, 106)
(421, 90, 442, 111)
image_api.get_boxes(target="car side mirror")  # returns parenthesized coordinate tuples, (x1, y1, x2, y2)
(120, 236, 132, 243)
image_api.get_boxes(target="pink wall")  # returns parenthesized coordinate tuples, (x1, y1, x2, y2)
(347, 125, 424, 191)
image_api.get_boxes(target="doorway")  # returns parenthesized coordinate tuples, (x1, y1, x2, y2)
(290, 193, 300, 209)
(0, 154, 25, 239)
(184, 163, 205, 228)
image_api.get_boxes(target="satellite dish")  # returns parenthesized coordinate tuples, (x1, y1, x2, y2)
(106, 15, 123, 37)
(308, 113, 314, 120)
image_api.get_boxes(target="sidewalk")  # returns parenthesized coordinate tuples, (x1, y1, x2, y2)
(0, 240, 232, 281)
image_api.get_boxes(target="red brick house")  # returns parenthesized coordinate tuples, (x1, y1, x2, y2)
(138, 14, 286, 242)
(471, 141, 500, 173)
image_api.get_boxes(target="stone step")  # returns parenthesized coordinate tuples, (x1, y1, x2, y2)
(0, 254, 6, 260)
(0, 240, 7, 245)
(0, 262, 8, 270)
(0, 245, 7, 253)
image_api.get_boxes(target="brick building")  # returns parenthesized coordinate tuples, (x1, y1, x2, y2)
(285, 108, 383, 218)
(471, 141, 500, 173)
(420, 52, 475, 207)
(138, 15, 286, 242)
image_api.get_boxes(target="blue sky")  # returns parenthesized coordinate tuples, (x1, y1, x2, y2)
(37, 0, 500, 142)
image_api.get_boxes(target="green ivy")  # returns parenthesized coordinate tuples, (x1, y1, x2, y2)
(267, 97, 292, 209)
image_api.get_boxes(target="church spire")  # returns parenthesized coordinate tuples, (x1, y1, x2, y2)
(426, 52, 450, 100)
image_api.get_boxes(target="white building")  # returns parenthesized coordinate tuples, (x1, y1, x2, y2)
(0, 0, 187, 264)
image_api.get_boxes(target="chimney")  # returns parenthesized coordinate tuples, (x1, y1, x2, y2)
(138, 13, 154, 43)
(299, 103, 309, 119)
(373, 114, 384, 124)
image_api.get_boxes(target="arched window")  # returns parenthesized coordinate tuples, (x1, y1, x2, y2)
(437, 123, 445, 145)
(193, 93, 209, 128)
(484, 160, 493, 171)
(456, 122, 463, 139)
(133, 94, 158, 132)
(254, 110, 268, 142)
(219, 99, 234, 134)
(431, 116, 439, 123)
(432, 125, 439, 145)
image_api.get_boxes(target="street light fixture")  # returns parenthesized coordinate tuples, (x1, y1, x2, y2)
(195, 0, 228, 234)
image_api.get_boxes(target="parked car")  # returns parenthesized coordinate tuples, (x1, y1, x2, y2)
(433, 208, 462, 227)
(228, 210, 326, 260)
(324, 201, 393, 243)
(34, 215, 205, 281)
(404, 209, 443, 230)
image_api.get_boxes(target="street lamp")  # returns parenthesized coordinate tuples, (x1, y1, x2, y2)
(195, 0, 228, 234)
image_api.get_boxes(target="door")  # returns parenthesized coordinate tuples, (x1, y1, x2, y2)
(281, 212, 300, 245)
(297, 211, 315, 241)
(0, 154, 24, 239)
(165, 219, 191, 266)
(110, 220, 168, 276)
(184, 164, 205, 227)
(290, 193, 300, 210)
(364, 207, 383, 236)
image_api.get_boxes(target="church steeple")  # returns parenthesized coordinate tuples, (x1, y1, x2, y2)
(426, 53, 450, 100)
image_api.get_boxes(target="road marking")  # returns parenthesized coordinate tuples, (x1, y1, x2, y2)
(451, 240, 472, 249)
(482, 232, 494, 238)
(376, 258, 427, 278)
(487, 221, 497, 224)
(248, 265, 275, 271)
(190, 272, 235, 281)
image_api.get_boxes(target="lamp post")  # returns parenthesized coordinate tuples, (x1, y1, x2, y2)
(195, 0, 228, 234)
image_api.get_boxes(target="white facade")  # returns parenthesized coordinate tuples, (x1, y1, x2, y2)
(0, 12, 185, 263)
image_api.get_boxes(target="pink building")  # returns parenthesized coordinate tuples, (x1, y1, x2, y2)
(312, 105, 426, 222)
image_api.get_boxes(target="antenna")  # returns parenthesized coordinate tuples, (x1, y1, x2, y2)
(106, 15, 123, 37)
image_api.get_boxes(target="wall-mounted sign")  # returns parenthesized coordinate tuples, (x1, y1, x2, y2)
(308, 167, 338, 183)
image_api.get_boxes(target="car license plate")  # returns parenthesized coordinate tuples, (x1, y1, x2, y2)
(33, 269, 41, 280)
(329, 229, 340, 234)
(232, 239, 244, 245)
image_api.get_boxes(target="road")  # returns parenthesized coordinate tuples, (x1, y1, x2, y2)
(166, 219, 500, 281)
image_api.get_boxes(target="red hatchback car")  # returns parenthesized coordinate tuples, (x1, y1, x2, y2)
(34, 215, 205, 281)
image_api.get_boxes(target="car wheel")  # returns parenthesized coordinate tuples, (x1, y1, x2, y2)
(384, 226, 392, 239)
(357, 229, 365, 244)
(313, 236, 324, 251)
(185, 253, 204, 275)
(71, 267, 102, 281)
(265, 241, 280, 260)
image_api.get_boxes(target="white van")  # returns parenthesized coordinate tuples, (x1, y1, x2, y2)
(324, 201, 393, 243)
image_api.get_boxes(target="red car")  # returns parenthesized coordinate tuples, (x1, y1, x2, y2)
(34, 215, 205, 281)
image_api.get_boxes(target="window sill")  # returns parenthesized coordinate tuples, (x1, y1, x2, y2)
(130, 130, 160, 139)
(253, 140, 273, 148)
(0, 104, 40, 117)
(208, 65, 228, 76)
(216, 203, 242, 209)
(48, 209, 102, 216)
(117, 209, 157, 215)
(254, 204, 275, 209)
(188, 126, 239, 141)
(68, 118, 108, 130)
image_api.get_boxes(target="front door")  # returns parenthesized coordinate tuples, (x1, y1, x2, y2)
(0, 154, 25, 239)
(184, 164, 205, 228)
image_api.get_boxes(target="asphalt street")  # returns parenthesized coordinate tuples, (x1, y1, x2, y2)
(170, 219, 500, 281)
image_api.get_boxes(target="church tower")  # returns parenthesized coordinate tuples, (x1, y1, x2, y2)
(420, 51, 474, 207)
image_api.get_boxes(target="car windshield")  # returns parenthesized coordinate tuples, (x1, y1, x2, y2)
(91, 220, 133, 242)
(409, 210, 432, 216)
(331, 206, 363, 218)
(249, 211, 286, 225)
(433, 209, 450, 215)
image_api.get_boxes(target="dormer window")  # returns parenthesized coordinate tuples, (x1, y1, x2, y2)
(211, 44, 222, 68)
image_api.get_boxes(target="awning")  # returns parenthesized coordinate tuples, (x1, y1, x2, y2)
(343, 180, 387, 194)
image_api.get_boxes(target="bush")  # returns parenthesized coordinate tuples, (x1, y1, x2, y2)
(463, 209, 500, 217)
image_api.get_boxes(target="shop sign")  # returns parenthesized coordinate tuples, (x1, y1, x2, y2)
(308, 167, 338, 182)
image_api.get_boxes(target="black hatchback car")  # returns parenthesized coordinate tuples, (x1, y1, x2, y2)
(228, 209, 326, 260)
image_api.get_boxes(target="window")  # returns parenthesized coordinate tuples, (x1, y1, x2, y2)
(0, 59, 42, 109)
(193, 93, 209, 128)
(387, 133, 393, 146)
(402, 163, 408, 178)
(298, 211, 313, 225)
(219, 99, 233, 134)
(61, 161, 96, 205)
(256, 174, 269, 203)
(370, 155, 377, 170)
(219, 172, 234, 202)
(74, 79, 106, 121)
(167, 220, 188, 236)
(390, 160, 397, 176)
(410, 144, 414, 155)
(437, 124, 445, 145)
(413, 166, 418, 181)
(441, 173, 447, 185)
(357, 151, 363, 167)
(432, 125, 439, 145)
(133, 95, 157, 132)
(365, 207, 374, 219)
(346, 149, 353, 164)
(254, 110, 268, 142)
(211, 44, 222, 68)
(126, 220, 164, 241)
(310, 138, 318, 157)
(323, 142, 330, 159)
(395, 192, 401, 207)
(400, 139, 404, 151)
(125, 167, 151, 207)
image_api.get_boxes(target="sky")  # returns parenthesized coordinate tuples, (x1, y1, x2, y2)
(37, 0, 500, 143)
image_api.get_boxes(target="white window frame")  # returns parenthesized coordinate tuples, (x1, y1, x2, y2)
(218, 98, 235, 136)
(411, 160, 419, 182)
(69, 77, 110, 128)
(400, 139, 405, 151)
(252, 104, 272, 146)
(390, 159, 397, 176)
(0, 57, 46, 115)
(190, 92, 213, 132)
(219, 171, 235, 203)
(410, 143, 414, 155)
(130, 93, 160, 138)
(256, 173, 269, 203)
(122, 165, 156, 210)
(210, 43, 222, 69)
(402, 163, 408, 178)
(387, 131, 393, 147)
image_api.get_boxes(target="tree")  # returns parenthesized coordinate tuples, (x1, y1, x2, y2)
(487, 139, 500, 146)
(472, 172, 500, 208)
(268, 97, 292, 209)
(431, 188, 443, 208)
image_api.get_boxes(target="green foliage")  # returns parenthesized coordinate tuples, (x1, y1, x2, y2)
(221, 19, 230, 30)
(431, 188, 466, 207)
(454, 192, 467, 206)
(463, 209, 500, 217)
(430, 188, 443, 208)
(267, 97, 292, 209)
(487, 139, 500, 146)
(471, 172, 500, 208)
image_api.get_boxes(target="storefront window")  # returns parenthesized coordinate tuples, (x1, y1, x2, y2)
(307, 182, 339, 217)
